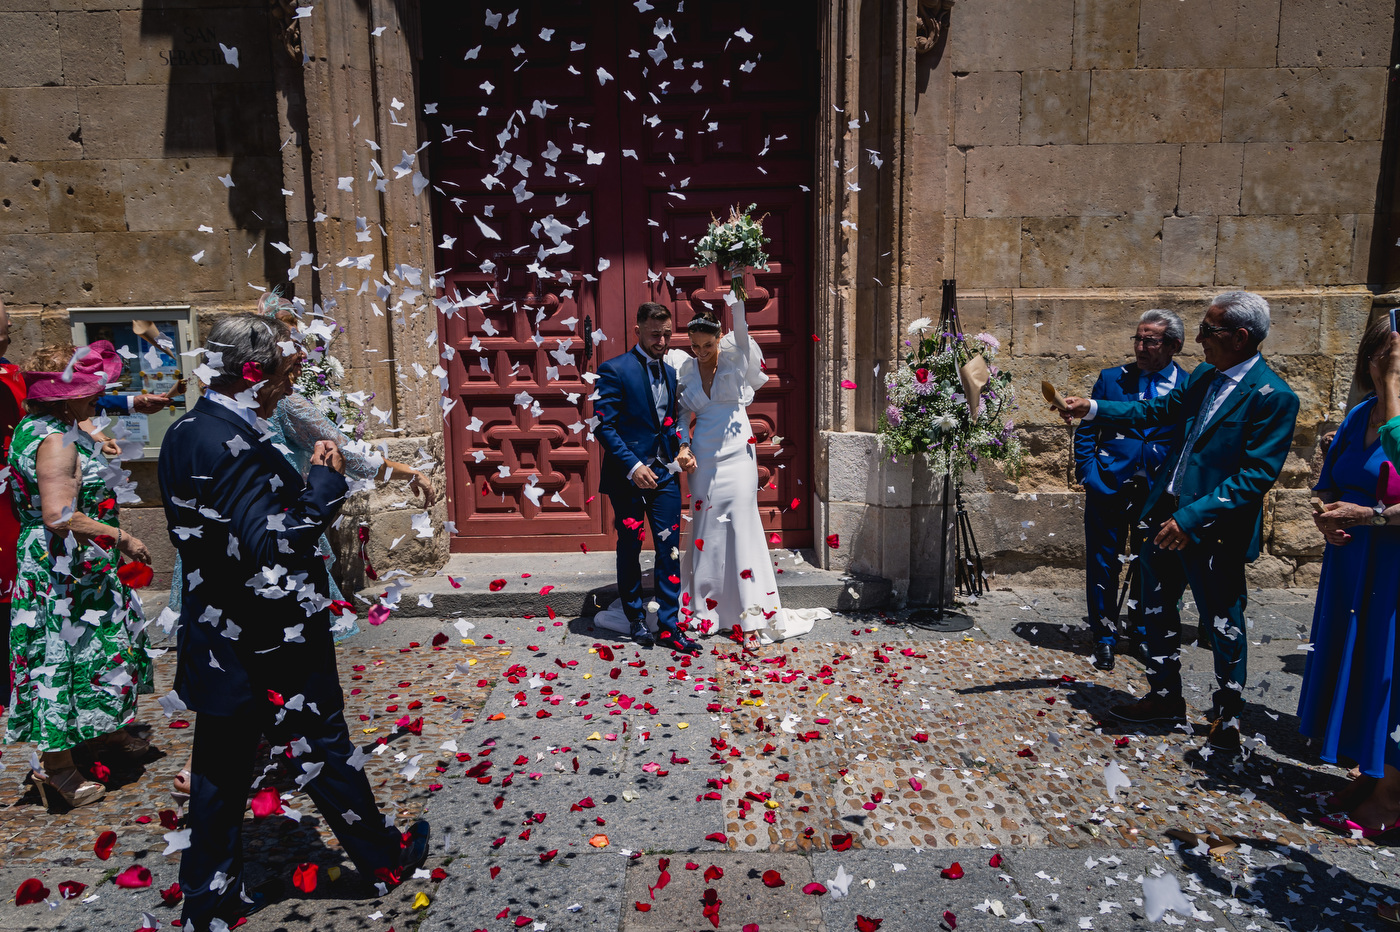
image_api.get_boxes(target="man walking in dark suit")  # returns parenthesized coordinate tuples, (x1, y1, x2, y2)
(1061, 292, 1300, 752)
(1074, 309, 1186, 672)
(595, 302, 701, 654)
(158, 314, 427, 930)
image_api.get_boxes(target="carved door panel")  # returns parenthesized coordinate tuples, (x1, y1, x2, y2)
(431, 3, 627, 552)
(613, 6, 817, 547)
(639, 190, 813, 546)
(427, 0, 816, 552)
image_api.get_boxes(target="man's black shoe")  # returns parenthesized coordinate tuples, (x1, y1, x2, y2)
(629, 621, 654, 646)
(398, 819, 431, 878)
(1092, 643, 1115, 672)
(669, 633, 702, 655)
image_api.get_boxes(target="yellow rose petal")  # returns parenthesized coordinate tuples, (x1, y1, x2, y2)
(677, 722, 689, 729)
(587, 731, 602, 740)
(326, 866, 341, 882)
(412, 892, 430, 910)
(461, 638, 476, 645)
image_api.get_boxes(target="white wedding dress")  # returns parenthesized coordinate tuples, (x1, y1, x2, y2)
(668, 309, 829, 643)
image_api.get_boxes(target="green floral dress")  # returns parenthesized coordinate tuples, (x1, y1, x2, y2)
(3, 415, 151, 751)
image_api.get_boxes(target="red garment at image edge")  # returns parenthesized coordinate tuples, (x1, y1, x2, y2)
(0, 363, 27, 602)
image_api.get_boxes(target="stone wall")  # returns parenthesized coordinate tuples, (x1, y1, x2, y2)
(0, 0, 293, 584)
(0, 0, 447, 593)
(815, 0, 1397, 596)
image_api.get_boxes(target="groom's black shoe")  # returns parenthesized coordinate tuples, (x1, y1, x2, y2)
(1092, 643, 1115, 672)
(629, 620, 654, 646)
(669, 633, 702, 655)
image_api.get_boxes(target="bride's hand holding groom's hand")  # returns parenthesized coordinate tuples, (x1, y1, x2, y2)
(677, 445, 697, 474)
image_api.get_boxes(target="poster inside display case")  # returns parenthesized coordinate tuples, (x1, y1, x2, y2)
(69, 308, 194, 460)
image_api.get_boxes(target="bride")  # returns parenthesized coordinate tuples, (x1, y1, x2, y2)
(669, 303, 829, 648)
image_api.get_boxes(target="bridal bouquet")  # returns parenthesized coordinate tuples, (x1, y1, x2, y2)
(295, 323, 368, 438)
(693, 204, 769, 301)
(878, 319, 1023, 480)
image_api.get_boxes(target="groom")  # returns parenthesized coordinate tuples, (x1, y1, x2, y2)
(596, 302, 700, 654)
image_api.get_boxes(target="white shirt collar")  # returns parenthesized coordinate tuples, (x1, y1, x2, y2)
(1218, 353, 1261, 382)
(204, 388, 259, 429)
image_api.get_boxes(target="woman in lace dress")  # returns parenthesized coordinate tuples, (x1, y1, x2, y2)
(670, 306, 827, 647)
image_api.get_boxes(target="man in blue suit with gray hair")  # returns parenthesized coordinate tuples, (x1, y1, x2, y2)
(1074, 309, 1186, 673)
(1061, 292, 1299, 753)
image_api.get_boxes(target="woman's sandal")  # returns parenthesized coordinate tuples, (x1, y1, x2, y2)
(172, 769, 192, 804)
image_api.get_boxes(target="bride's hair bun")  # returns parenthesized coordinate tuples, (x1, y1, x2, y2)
(687, 309, 722, 335)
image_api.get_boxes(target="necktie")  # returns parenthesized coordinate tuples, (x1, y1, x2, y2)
(650, 361, 662, 383)
(1168, 372, 1227, 494)
(1143, 371, 1158, 400)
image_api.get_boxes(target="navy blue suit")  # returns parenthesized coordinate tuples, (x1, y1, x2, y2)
(1073, 362, 1183, 645)
(158, 397, 402, 929)
(1093, 357, 1299, 718)
(595, 347, 683, 636)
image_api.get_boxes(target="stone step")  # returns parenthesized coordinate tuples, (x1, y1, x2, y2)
(362, 549, 891, 618)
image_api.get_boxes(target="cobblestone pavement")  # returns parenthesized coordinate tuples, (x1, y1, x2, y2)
(3, 586, 1399, 932)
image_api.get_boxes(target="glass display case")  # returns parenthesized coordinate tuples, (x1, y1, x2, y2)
(69, 307, 195, 461)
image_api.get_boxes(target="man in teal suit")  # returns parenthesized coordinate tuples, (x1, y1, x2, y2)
(1061, 292, 1299, 752)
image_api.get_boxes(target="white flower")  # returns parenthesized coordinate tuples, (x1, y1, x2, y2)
(906, 317, 933, 336)
(931, 413, 959, 432)
(325, 356, 345, 379)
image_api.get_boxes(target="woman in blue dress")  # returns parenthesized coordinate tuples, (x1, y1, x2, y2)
(1302, 316, 1400, 837)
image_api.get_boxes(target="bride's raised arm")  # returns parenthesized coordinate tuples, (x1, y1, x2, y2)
(728, 300, 767, 390)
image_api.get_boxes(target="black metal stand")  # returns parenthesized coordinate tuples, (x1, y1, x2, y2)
(906, 279, 982, 633)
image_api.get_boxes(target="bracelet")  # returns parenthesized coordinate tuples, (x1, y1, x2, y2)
(115, 528, 122, 551)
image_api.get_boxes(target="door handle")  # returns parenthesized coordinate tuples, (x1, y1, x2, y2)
(583, 315, 593, 364)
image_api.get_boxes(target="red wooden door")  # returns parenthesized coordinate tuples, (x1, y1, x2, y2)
(424, 1, 816, 552)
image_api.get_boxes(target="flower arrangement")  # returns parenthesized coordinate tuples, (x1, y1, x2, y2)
(878, 318, 1023, 480)
(693, 204, 769, 301)
(294, 324, 368, 438)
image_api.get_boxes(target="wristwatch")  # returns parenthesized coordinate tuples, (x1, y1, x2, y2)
(1371, 503, 1388, 527)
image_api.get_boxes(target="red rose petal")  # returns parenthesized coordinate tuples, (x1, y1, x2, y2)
(831, 832, 853, 851)
(988, 852, 1003, 868)
(57, 881, 86, 900)
(941, 862, 964, 880)
(943, 910, 958, 929)
(292, 862, 318, 894)
(250, 787, 284, 818)
(855, 916, 883, 932)
(489, 578, 507, 591)
(113, 866, 152, 889)
(803, 882, 827, 895)
(761, 870, 783, 888)
(117, 561, 154, 589)
(160, 882, 183, 907)
(94, 830, 117, 860)
(14, 878, 48, 906)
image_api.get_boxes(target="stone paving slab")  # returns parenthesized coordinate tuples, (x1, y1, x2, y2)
(420, 852, 627, 932)
(620, 852, 822, 931)
(809, 848, 1020, 932)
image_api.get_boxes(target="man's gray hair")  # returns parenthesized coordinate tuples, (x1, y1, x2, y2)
(1211, 291, 1271, 348)
(1139, 308, 1184, 347)
(205, 313, 291, 390)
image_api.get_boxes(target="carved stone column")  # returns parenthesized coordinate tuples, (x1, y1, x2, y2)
(279, 0, 446, 592)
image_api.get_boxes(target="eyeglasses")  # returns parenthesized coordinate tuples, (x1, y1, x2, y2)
(1132, 336, 1166, 347)
(1198, 323, 1235, 337)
